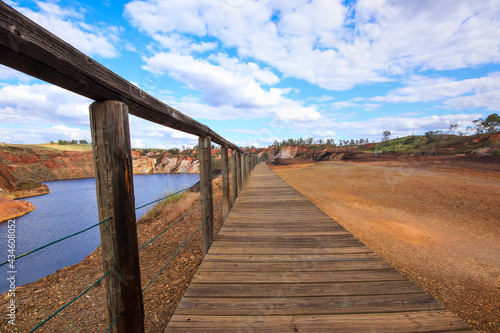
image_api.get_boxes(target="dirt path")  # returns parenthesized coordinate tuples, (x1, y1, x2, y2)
(270, 156, 500, 332)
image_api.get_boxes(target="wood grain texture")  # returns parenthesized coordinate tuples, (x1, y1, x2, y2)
(199, 136, 214, 256)
(221, 145, 230, 221)
(236, 151, 242, 195)
(230, 150, 238, 204)
(165, 164, 472, 332)
(90, 101, 144, 333)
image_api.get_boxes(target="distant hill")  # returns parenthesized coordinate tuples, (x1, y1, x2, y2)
(262, 131, 500, 161)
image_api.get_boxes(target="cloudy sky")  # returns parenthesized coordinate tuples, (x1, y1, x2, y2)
(1, 0, 499, 148)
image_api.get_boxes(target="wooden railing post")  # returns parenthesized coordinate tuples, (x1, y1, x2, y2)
(242, 154, 247, 184)
(231, 150, 238, 204)
(236, 151, 242, 194)
(221, 145, 230, 221)
(199, 136, 214, 255)
(89, 101, 144, 333)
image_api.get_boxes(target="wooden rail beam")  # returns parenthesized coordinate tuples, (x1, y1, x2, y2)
(199, 136, 214, 255)
(0, 2, 241, 152)
(89, 101, 144, 333)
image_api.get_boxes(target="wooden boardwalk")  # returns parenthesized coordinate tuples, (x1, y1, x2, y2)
(166, 164, 473, 332)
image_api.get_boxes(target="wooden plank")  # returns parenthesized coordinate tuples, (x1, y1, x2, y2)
(204, 253, 379, 262)
(199, 136, 214, 255)
(167, 312, 474, 332)
(0, 2, 241, 151)
(174, 293, 445, 316)
(208, 245, 376, 255)
(192, 269, 410, 284)
(89, 101, 144, 333)
(196, 260, 393, 272)
(184, 280, 426, 298)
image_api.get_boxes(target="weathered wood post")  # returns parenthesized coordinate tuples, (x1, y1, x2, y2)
(89, 101, 144, 333)
(199, 136, 214, 255)
(236, 151, 242, 194)
(231, 149, 238, 204)
(221, 145, 230, 221)
(242, 154, 247, 184)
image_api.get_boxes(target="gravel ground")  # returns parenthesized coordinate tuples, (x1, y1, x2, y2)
(270, 154, 500, 333)
(1, 178, 225, 333)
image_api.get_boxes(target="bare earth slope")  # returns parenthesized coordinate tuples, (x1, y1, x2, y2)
(270, 155, 500, 332)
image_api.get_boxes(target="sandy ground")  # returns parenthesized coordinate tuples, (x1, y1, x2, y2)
(270, 154, 500, 332)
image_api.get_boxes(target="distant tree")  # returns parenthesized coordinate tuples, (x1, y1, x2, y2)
(382, 131, 391, 141)
(483, 113, 500, 132)
(471, 113, 499, 133)
(318, 139, 323, 145)
(307, 138, 314, 145)
(79, 139, 88, 145)
(50, 141, 54, 144)
(448, 123, 458, 135)
(168, 148, 180, 154)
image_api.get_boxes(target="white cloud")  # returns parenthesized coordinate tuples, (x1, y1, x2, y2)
(152, 33, 218, 54)
(0, 65, 33, 83)
(371, 72, 500, 111)
(125, 0, 500, 90)
(15, 1, 120, 58)
(144, 52, 282, 108)
(291, 113, 484, 140)
(0, 83, 91, 125)
(143, 52, 320, 122)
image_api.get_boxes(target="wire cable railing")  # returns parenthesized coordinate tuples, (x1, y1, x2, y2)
(142, 216, 206, 292)
(138, 198, 206, 251)
(0, 217, 112, 267)
(29, 266, 117, 332)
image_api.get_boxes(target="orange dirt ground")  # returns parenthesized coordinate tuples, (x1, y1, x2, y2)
(270, 154, 500, 332)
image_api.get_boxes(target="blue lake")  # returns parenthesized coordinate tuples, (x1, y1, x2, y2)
(0, 173, 199, 294)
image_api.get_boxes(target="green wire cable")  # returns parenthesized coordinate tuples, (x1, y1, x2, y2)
(29, 267, 116, 333)
(104, 314, 120, 333)
(213, 198, 223, 210)
(135, 182, 199, 210)
(0, 217, 112, 267)
(142, 217, 206, 292)
(138, 198, 206, 251)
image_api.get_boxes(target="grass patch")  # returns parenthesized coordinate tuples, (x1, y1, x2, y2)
(138, 191, 200, 226)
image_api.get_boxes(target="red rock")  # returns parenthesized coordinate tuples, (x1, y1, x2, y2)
(0, 196, 35, 222)
(488, 134, 500, 141)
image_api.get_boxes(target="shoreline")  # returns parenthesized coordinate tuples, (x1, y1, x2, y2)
(0, 172, 200, 221)
(0, 197, 36, 222)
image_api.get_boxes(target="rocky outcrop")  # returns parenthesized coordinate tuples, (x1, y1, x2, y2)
(132, 155, 199, 174)
(0, 196, 35, 222)
(0, 145, 200, 200)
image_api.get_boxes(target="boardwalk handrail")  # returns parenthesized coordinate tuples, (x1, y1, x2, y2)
(0, 2, 261, 332)
(0, 2, 240, 152)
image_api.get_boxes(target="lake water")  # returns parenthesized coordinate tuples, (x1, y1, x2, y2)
(0, 173, 199, 294)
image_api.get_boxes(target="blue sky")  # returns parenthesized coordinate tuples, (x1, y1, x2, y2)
(1, 0, 500, 148)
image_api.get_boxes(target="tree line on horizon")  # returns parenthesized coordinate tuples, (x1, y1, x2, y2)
(273, 113, 499, 148)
